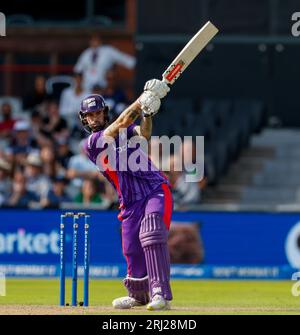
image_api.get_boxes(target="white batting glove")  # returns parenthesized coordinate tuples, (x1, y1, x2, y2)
(138, 91, 161, 117)
(144, 79, 170, 99)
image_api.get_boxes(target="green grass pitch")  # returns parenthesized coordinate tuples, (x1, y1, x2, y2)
(0, 279, 299, 315)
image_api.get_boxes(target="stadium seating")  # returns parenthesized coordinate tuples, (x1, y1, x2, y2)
(45, 76, 74, 101)
(156, 97, 265, 185)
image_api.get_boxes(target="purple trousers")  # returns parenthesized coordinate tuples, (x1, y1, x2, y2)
(118, 183, 173, 278)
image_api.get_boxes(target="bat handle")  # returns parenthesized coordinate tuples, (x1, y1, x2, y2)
(162, 77, 170, 86)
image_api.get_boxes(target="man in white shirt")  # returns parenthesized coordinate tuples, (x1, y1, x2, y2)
(74, 34, 136, 91)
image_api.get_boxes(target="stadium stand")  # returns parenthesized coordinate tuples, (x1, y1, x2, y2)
(202, 129, 300, 207)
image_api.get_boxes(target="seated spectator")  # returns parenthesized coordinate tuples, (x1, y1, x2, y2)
(30, 110, 53, 148)
(167, 154, 201, 208)
(30, 110, 44, 135)
(74, 33, 136, 91)
(74, 177, 104, 205)
(0, 158, 12, 206)
(66, 140, 98, 194)
(40, 143, 64, 179)
(40, 176, 71, 208)
(59, 72, 90, 129)
(3, 170, 38, 208)
(0, 102, 17, 139)
(22, 75, 50, 111)
(56, 139, 74, 170)
(92, 69, 128, 119)
(6, 120, 38, 169)
(41, 100, 69, 143)
(24, 152, 51, 200)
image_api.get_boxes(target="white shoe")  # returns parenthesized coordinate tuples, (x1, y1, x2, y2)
(112, 296, 143, 309)
(147, 295, 170, 311)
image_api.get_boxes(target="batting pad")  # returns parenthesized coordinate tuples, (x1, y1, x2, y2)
(139, 213, 172, 300)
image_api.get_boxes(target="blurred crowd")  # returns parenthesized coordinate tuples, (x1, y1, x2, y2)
(0, 34, 206, 210)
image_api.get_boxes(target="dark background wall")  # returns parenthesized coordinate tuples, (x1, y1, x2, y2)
(136, 0, 300, 126)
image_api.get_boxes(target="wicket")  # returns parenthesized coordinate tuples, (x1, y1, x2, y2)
(59, 212, 90, 307)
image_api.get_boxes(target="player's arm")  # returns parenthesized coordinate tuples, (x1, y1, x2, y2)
(133, 79, 170, 140)
(103, 101, 142, 138)
(133, 116, 152, 141)
(103, 79, 169, 139)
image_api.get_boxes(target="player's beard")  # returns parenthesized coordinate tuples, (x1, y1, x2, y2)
(90, 113, 110, 132)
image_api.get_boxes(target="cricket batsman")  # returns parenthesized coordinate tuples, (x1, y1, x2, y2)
(79, 79, 173, 310)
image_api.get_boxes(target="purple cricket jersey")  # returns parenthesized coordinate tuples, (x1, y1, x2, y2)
(83, 124, 169, 207)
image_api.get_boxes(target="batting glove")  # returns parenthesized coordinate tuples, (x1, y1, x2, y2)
(144, 79, 170, 99)
(138, 91, 161, 117)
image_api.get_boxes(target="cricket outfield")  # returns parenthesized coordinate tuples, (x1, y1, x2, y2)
(0, 279, 299, 315)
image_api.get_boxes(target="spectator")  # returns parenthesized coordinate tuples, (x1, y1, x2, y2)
(74, 33, 136, 91)
(167, 154, 201, 208)
(23, 75, 50, 111)
(74, 177, 104, 205)
(30, 110, 52, 148)
(6, 120, 38, 169)
(0, 102, 17, 139)
(24, 152, 51, 200)
(41, 100, 69, 143)
(56, 139, 74, 170)
(66, 140, 98, 194)
(59, 72, 90, 126)
(0, 158, 12, 206)
(41, 176, 71, 208)
(40, 143, 63, 178)
(92, 69, 128, 119)
(3, 170, 38, 208)
(30, 110, 44, 135)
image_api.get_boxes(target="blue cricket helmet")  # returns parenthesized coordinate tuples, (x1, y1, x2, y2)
(79, 94, 109, 133)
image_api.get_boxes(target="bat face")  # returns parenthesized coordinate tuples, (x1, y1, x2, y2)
(162, 21, 219, 85)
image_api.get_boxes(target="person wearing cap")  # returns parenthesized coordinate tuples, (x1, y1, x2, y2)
(6, 120, 38, 168)
(24, 152, 51, 201)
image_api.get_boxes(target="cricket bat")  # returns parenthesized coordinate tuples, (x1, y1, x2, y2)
(162, 21, 219, 85)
